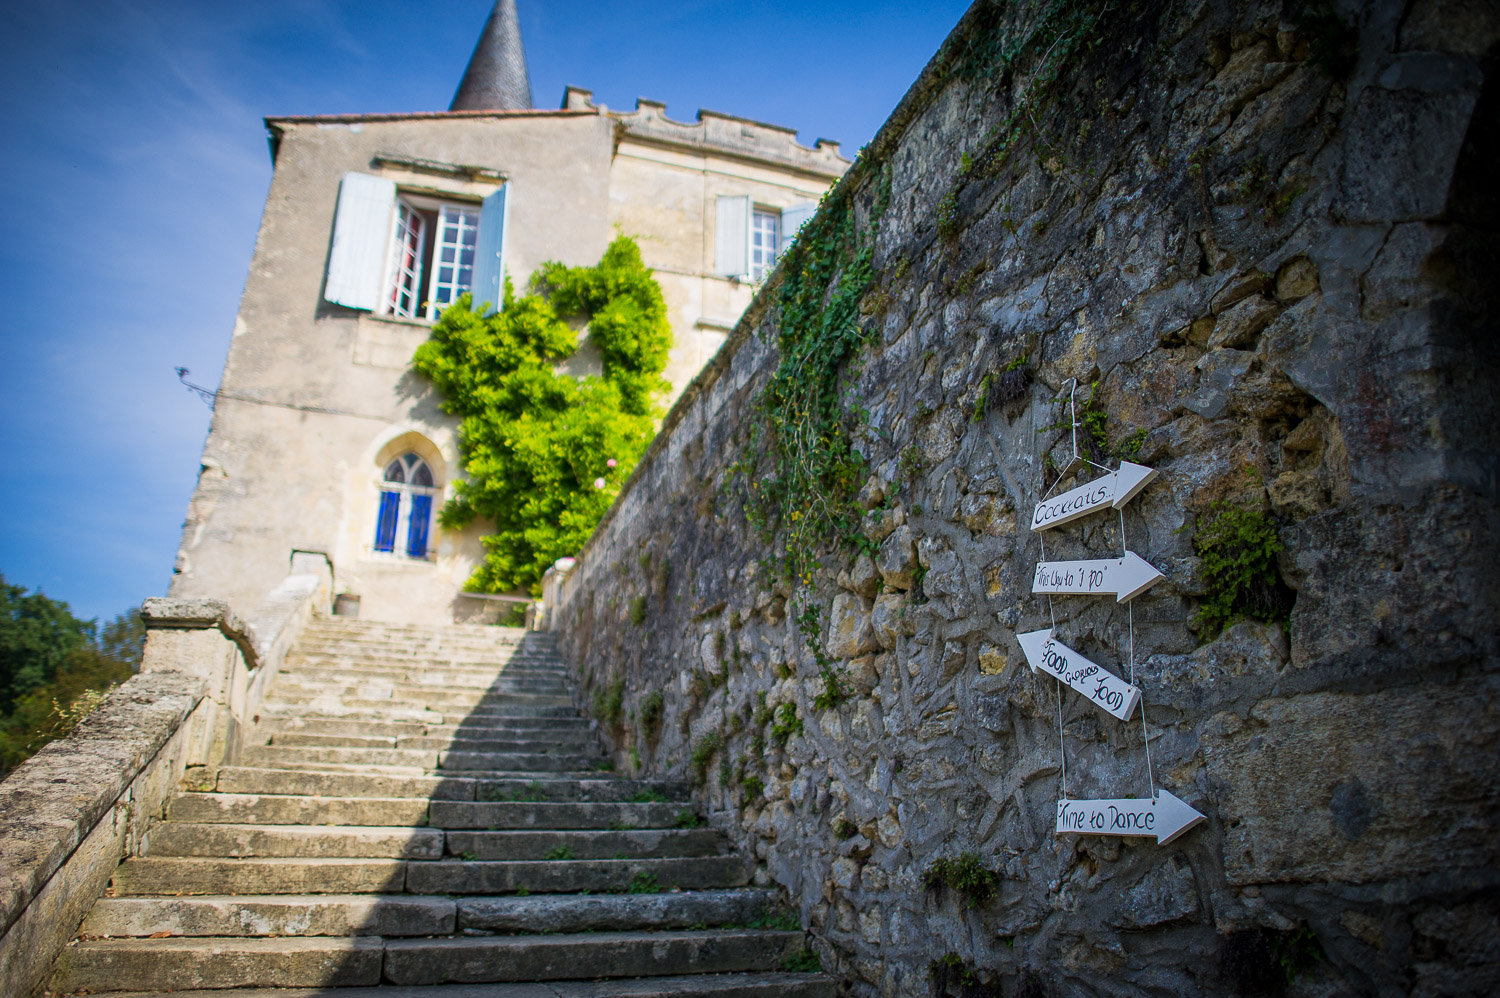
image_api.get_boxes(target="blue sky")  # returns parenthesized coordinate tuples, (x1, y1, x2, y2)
(0, 0, 970, 624)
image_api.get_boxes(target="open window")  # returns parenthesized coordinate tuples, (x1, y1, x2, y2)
(714, 196, 816, 281)
(325, 172, 510, 318)
(373, 452, 439, 560)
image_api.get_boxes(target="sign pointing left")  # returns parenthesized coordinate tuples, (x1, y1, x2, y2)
(1055, 790, 1206, 845)
(1016, 629, 1141, 721)
(1032, 551, 1164, 602)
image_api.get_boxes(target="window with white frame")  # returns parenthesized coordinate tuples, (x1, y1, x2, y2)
(714, 196, 817, 281)
(382, 196, 480, 320)
(325, 172, 509, 320)
(750, 210, 780, 282)
(373, 452, 439, 560)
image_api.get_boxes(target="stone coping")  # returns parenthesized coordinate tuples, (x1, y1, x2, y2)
(0, 671, 206, 938)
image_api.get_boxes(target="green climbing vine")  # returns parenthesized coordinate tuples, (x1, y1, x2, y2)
(734, 169, 890, 587)
(413, 236, 671, 593)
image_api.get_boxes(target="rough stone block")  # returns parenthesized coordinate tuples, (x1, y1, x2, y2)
(825, 593, 879, 659)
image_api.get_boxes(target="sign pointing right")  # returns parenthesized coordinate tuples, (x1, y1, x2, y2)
(1031, 551, 1165, 602)
(1031, 461, 1158, 532)
(1055, 790, 1206, 845)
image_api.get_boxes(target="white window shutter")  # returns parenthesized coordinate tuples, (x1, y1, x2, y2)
(324, 172, 396, 310)
(780, 202, 816, 254)
(471, 185, 510, 316)
(714, 194, 751, 278)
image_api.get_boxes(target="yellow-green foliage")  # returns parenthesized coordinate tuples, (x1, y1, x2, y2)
(922, 853, 999, 909)
(413, 236, 671, 593)
(1192, 501, 1289, 638)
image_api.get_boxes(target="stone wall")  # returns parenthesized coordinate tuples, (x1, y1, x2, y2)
(550, 1, 1499, 994)
(0, 562, 331, 997)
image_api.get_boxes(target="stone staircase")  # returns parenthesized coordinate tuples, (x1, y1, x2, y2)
(48, 617, 834, 996)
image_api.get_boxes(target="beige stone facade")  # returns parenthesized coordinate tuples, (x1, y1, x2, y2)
(171, 96, 846, 623)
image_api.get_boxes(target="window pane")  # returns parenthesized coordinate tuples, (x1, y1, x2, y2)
(412, 464, 434, 487)
(374, 491, 400, 551)
(384, 460, 406, 483)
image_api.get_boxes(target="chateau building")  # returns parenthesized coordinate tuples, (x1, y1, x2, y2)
(169, 0, 848, 623)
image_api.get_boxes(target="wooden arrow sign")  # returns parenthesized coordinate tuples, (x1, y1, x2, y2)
(1031, 462, 1158, 532)
(1055, 790, 1206, 845)
(1032, 551, 1164, 602)
(1016, 629, 1141, 720)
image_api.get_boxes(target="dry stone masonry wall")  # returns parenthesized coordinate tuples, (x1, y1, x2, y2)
(552, 1, 1499, 994)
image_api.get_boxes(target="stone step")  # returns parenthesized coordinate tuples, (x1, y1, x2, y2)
(89, 971, 837, 998)
(263, 693, 574, 712)
(145, 823, 718, 861)
(112, 855, 747, 896)
(168, 792, 431, 827)
(254, 714, 588, 739)
(405, 856, 748, 895)
(240, 745, 439, 768)
(400, 732, 596, 751)
(279, 668, 569, 689)
(429, 800, 689, 830)
(383, 930, 803, 985)
(266, 731, 595, 752)
(288, 649, 558, 663)
(111, 857, 406, 896)
(455, 888, 783, 934)
(440, 703, 580, 719)
(272, 680, 569, 701)
(81, 893, 454, 938)
(241, 745, 603, 772)
(214, 768, 476, 801)
(444, 828, 722, 860)
(51, 936, 385, 991)
(258, 703, 447, 724)
(146, 823, 445, 860)
(81, 888, 783, 940)
(213, 767, 682, 802)
(253, 716, 430, 739)
(53, 930, 810, 990)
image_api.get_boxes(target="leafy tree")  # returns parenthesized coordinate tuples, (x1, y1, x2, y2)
(0, 576, 144, 775)
(0, 573, 94, 714)
(414, 236, 671, 593)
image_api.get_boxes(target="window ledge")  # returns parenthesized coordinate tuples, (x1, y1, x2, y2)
(361, 553, 439, 569)
(360, 312, 434, 329)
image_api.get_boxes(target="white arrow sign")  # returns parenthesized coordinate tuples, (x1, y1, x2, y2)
(1016, 629, 1141, 721)
(1032, 551, 1164, 602)
(1031, 462, 1158, 532)
(1055, 790, 1206, 845)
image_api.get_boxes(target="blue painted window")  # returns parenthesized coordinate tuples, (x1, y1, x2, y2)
(374, 453, 438, 559)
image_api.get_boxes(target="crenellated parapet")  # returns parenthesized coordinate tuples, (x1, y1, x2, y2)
(562, 86, 847, 179)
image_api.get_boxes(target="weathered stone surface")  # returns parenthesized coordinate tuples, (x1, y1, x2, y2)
(458, 888, 779, 933)
(0, 671, 205, 937)
(382, 930, 802, 985)
(549, 3, 1500, 994)
(81, 894, 455, 938)
(110, 857, 407, 896)
(50, 936, 385, 991)
(875, 524, 917, 590)
(1206, 678, 1500, 887)
(825, 593, 879, 659)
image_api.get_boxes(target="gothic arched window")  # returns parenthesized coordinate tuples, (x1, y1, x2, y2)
(374, 452, 438, 559)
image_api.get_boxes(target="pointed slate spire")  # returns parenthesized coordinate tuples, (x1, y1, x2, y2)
(450, 0, 532, 112)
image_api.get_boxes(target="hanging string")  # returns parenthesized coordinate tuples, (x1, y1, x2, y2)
(1057, 679, 1068, 801)
(1129, 601, 1156, 798)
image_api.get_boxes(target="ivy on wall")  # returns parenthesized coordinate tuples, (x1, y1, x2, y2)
(414, 236, 671, 593)
(736, 169, 889, 585)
